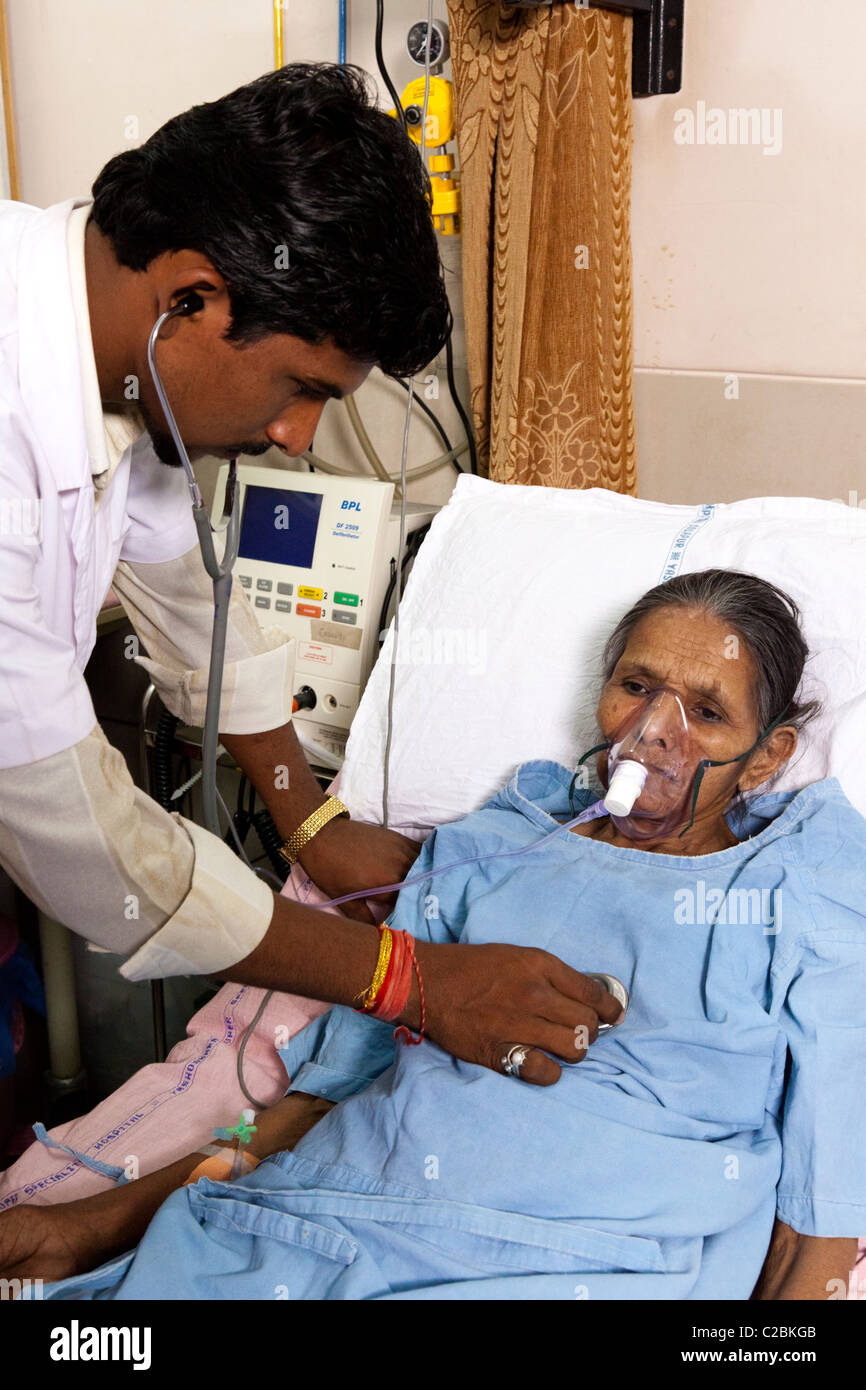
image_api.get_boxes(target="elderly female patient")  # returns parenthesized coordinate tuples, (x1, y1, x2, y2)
(3, 569, 864, 1300)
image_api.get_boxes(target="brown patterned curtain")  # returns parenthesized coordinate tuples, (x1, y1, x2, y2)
(446, 1, 636, 492)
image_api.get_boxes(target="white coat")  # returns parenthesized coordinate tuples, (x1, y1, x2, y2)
(0, 197, 197, 769)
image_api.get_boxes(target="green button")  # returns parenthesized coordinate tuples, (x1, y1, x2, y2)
(334, 591, 359, 607)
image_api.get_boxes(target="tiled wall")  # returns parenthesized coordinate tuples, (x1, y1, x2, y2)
(631, 0, 866, 504)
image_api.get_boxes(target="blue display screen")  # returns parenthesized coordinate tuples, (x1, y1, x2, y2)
(238, 485, 324, 569)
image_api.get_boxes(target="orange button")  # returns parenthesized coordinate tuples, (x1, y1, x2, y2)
(296, 603, 322, 618)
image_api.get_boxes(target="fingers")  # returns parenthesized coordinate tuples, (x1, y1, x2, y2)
(509, 1018, 601, 1065)
(491, 991, 625, 1086)
(544, 956, 625, 1027)
(532, 993, 609, 1041)
(506, 1046, 561, 1088)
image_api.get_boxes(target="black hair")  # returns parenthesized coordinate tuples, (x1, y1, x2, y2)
(602, 569, 822, 738)
(89, 63, 452, 376)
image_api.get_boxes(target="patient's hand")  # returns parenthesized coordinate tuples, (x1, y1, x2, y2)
(751, 1218, 860, 1300)
(0, 1093, 336, 1289)
(0, 1201, 92, 1286)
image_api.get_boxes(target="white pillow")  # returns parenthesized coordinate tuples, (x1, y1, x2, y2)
(340, 478, 866, 836)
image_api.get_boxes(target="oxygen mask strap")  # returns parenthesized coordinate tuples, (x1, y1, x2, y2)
(677, 704, 793, 838)
(569, 742, 610, 816)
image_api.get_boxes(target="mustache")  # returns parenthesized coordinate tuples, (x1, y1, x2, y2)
(138, 399, 272, 466)
(217, 442, 272, 458)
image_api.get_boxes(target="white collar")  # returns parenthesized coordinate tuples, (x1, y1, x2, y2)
(66, 201, 145, 491)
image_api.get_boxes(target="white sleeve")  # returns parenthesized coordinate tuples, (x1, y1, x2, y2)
(0, 724, 275, 977)
(112, 544, 297, 735)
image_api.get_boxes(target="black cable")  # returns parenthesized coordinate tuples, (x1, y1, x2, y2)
(225, 772, 251, 852)
(402, 523, 430, 575)
(378, 557, 398, 645)
(390, 373, 462, 472)
(375, 0, 406, 133)
(445, 334, 478, 474)
(153, 709, 179, 812)
(154, 706, 289, 891)
(378, 523, 432, 646)
(251, 809, 290, 884)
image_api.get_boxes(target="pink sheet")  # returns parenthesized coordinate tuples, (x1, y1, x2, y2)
(0, 861, 334, 1211)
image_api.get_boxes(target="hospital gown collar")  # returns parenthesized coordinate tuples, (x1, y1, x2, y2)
(494, 760, 849, 859)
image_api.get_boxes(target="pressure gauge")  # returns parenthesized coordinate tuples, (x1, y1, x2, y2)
(407, 19, 450, 69)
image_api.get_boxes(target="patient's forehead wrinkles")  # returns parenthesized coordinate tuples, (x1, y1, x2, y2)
(623, 635, 728, 682)
(624, 657, 725, 700)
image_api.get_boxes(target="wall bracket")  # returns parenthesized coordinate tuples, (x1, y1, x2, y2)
(596, 0, 684, 96)
(513, 1, 684, 97)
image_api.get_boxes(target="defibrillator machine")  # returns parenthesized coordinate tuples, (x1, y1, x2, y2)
(212, 465, 437, 759)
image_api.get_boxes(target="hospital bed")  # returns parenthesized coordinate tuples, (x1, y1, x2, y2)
(2, 478, 864, 1296)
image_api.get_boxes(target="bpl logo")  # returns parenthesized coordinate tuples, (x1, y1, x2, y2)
(340, 499, 361, 512)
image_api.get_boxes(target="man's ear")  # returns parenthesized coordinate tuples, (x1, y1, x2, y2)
(152, 251, 228, 319)
(738, 725, 798, 793)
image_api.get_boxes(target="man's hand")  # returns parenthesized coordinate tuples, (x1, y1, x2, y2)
(232, 904, 624, 1088)
(410, 941, 626, 1085)
(299, 817, 420, 922)
(220, 724, 420, 924)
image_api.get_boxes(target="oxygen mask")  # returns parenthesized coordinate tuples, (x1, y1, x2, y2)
(602, 689, 705, 840)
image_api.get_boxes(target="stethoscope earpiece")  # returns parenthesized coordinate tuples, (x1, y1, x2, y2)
(174, 290, 205, 318)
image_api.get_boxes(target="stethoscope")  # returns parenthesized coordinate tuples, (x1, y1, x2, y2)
(146, 292, 241, 837)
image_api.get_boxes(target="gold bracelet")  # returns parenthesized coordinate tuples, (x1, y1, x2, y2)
(354, 927, 393, 1011)
(278, 794, 350, 866)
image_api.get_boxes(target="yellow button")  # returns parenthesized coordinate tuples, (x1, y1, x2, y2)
(298, 586, 324, 601)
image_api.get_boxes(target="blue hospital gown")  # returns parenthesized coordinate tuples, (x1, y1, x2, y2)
(40, 764, 866, 1300)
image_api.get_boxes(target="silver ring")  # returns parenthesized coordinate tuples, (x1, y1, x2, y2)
(501, 1044, 531, 1079)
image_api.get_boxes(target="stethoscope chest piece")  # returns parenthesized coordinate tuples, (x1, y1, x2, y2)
(585, 972, 629, 1030)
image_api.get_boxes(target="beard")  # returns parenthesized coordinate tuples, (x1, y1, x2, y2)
(137, 397, 271, 466)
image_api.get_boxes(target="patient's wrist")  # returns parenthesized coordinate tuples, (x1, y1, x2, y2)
(225, 1093, 334, 1158)
(60, 1152, 207, 1272)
